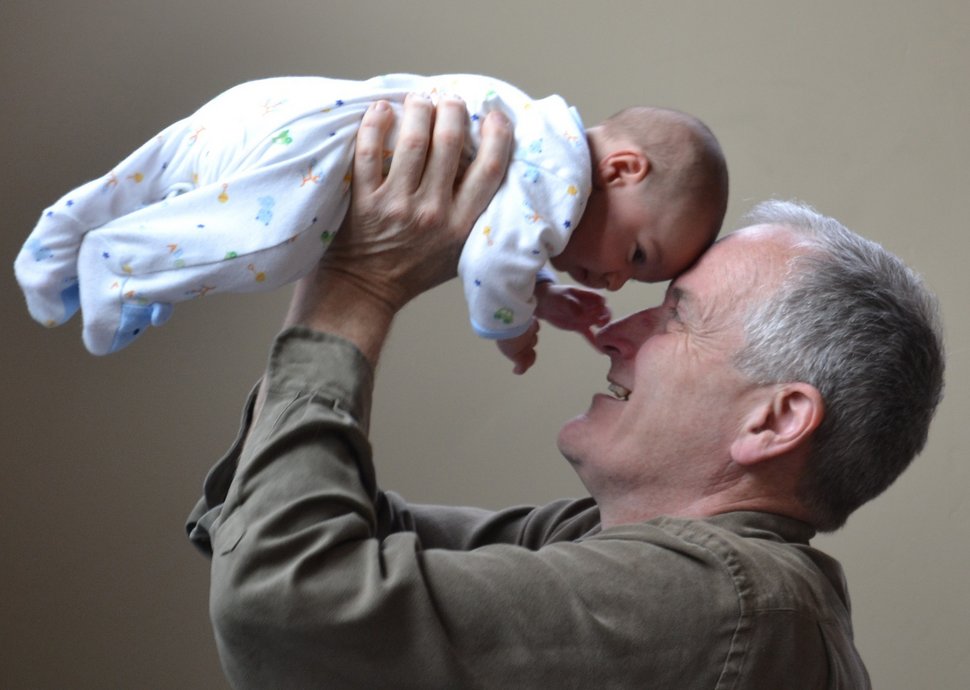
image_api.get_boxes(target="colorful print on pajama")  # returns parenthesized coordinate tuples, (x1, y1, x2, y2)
(14, 75, 591, 354)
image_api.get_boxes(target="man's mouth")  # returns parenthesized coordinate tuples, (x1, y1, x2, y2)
(608, 383, 631, 401)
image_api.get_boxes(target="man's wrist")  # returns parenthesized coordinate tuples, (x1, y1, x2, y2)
(283, 268, 396, 367)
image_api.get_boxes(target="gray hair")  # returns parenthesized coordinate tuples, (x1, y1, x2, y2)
(733, 200, 945, 531)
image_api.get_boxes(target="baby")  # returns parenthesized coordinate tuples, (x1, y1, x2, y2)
(14, 74, 727, 372)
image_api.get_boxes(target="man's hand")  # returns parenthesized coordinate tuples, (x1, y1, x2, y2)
(320, 94, 511, 311)
(284, 94, 512, 363)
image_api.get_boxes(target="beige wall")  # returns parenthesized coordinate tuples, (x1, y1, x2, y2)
(2, 1, 967, 687)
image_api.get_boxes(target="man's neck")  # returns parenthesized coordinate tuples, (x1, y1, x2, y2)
(595, 483, 813, 529)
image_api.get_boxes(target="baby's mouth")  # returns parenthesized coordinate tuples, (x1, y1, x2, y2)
(608, 383, 631, 401)
(573, 269, 602, 289)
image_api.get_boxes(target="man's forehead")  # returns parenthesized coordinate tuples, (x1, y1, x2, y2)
(665, 232, 772, 311)
(726, 223, 801, 251)
(666, 234, 738, 294)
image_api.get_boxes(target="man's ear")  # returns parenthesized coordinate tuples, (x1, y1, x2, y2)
(597, 149, 650, 186)
(731, 383, 824, 466)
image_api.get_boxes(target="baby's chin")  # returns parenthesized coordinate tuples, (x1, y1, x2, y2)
(549, 257, 602, 289)
(568, 270, 600, 289)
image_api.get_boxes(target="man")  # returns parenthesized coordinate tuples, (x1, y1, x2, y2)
(187, 95, 945, 688)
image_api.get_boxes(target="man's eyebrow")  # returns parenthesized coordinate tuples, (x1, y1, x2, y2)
(667, 285, 688, 306)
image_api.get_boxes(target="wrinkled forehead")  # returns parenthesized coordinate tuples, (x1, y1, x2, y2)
(674, 225, 796, 317)
(716, 224, 800, 278)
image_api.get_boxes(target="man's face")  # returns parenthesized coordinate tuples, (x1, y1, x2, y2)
(557, 227, 789, 503)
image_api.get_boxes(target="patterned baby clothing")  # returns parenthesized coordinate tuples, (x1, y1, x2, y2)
(14, 74, 591, 354)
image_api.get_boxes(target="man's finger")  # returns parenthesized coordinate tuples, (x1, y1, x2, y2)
(353, 101, 395, 197)
(419, 96, 468, 200)
(452, 109, 512, 232)
(383, 93, 435, 194)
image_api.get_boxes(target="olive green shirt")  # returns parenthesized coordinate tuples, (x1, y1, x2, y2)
(188, 327, 871, 689)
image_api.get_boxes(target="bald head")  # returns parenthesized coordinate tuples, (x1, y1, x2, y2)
(601, 106, 729, 244)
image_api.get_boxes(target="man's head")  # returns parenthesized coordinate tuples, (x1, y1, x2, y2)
(559, 200, 944, 531)
(550, 107, 728, 290)
(733, 201, 945, 530)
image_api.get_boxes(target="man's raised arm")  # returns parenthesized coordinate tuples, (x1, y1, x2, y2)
(197, 94, 513, 689)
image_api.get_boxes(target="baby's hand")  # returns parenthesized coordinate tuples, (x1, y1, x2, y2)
(534, 282, 611, 346)
(496, 318, 540, 375)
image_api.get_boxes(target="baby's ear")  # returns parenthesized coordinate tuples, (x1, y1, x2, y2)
(598, 149, 650, 186)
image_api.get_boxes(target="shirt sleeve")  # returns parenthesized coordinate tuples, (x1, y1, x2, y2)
(375, 492, 600, 550)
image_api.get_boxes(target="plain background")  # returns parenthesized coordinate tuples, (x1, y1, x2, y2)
(2, 1, 967, 688)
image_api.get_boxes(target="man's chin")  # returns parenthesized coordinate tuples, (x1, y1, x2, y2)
(556, 416, 590, 466)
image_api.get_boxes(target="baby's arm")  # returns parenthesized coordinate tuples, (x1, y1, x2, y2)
(495, 280, 610, 374)
(533, 280, 611, 347)
(496, 318, 541, 375)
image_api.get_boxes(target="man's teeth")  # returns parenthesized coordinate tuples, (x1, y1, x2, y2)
(608, 383, 630, 401)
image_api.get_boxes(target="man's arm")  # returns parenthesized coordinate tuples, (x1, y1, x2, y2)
(204, 95, 525, 688)
(243, 94, 512, 428)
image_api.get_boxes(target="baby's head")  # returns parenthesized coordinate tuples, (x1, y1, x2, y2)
(550, 106, 728, 290)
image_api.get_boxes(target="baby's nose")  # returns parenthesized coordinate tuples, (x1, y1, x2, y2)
(605, 272, 627, 291)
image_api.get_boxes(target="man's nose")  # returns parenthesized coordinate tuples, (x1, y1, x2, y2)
(593, 308, 659, 357)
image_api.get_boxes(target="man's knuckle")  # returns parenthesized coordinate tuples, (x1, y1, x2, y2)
(415, 203, 445, 228)
(436, 130, 463, 150)
(354, 141, 382, 162)
(383, 198, 413, 221)
(480, 156, 506, 179)
(398, 132, 429, 153)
